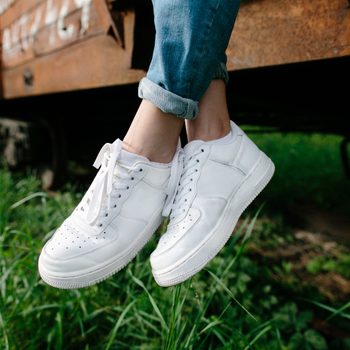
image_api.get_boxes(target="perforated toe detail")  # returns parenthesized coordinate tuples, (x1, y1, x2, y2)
(45, 220, 111, 260)
(155, 208, 200, 254)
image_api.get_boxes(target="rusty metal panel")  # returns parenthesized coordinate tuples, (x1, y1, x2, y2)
(1, 0, 349, 99)
(2, 1, 107, 68)
(227, 0, 350, 70)
(2, 34, 144, 97)
(0, 0, 144, 98)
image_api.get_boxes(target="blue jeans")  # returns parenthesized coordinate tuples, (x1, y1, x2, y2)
(138, 0, 241, 119)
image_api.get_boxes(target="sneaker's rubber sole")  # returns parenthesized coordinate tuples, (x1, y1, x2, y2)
(38, 213, 163, 289)
(152, 152, 275, 287)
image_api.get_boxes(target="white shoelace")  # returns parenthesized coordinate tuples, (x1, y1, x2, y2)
(162, 141, 184, 217)
(165, 147, 204, 223)
(80, 138, 184, 224)
(81, 139, 131, 224)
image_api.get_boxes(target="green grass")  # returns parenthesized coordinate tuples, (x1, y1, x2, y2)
(246, 130, 350, 214)
(0, 131, 350, 349)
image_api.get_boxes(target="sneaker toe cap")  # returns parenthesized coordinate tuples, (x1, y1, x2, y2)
(38, 224, 110, 275)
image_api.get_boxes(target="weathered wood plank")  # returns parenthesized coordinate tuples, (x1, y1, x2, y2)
(93, 0, 112, 34)
(34, 6, 102, 55)
(2, 33, 144, 98)
(0, 0, 43, 29)
(227, 0, 350, 70)
(0, 0, 16, 16)
(1, 0, 349, 99)
(93, 0, 123, 46)
(1, 0, 107, 68)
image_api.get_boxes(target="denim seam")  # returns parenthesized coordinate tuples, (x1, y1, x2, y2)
(138, 77, 199, 119)
(186, 0, 223, 98)
(212, 62, 229, 84)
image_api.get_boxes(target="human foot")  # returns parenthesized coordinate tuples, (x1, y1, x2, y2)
(150, 121, 274, 286)
(38, 139, 182, 289)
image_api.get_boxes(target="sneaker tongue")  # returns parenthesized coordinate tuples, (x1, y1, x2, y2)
(184, 140, 205, 156)
(118, 149, 150, 166)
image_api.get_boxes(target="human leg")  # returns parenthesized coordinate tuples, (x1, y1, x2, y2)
(123, 100, 183, 163)
(185, 79, 231, 142)
(38, 0, 243, 289)
(151, 119, 275, 286)
(138, 0, 240, 119)
(124, 0, 240, 163)
(149, 3, 276, 286)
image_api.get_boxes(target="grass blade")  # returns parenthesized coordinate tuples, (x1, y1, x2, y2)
(207, 270, 256, 321)
(10, 192, 48, 210)
(303, 299, 350, 321)
(243, 325, 273, 350)
(105, 300, 137, 350)
(129, 271, 168, 331)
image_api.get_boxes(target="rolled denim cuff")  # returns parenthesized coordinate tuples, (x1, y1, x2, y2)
(138, 77, 199, 120)
(212, 62, 229, 85)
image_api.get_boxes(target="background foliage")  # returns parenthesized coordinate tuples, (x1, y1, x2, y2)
(0, 131, 349, 349)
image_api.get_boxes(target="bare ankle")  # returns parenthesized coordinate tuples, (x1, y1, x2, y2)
(186, 118, 231, 142)
(185, 79, 231, 142)
(123, 100, 183, 163)
(122, 141, 177, 163)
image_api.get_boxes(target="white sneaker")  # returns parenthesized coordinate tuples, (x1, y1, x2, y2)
(150, 121, 275, 286)
(38, 139, 182, 289)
